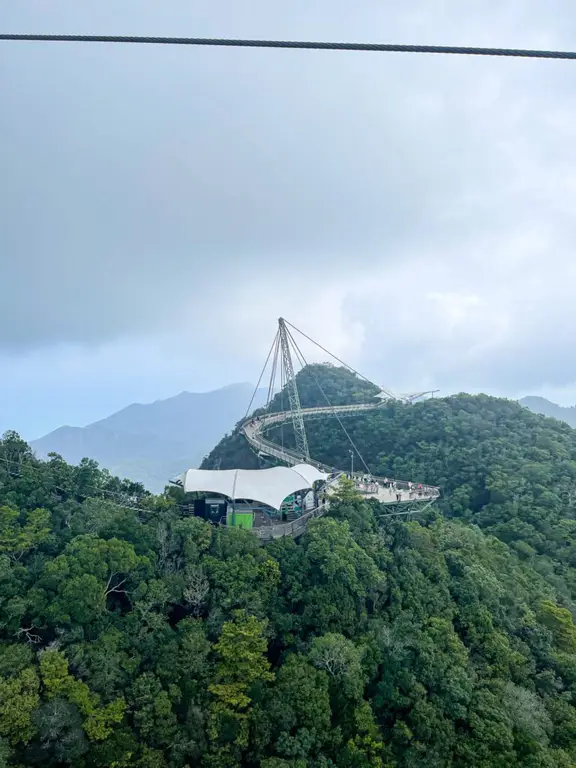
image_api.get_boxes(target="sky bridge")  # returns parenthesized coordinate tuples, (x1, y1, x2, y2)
(239, 319, 440, 537)
(175, 317, 439, 539)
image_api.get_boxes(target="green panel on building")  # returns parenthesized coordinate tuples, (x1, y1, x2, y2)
(227, 511, 254, 530)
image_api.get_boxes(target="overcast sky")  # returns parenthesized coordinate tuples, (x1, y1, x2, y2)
(2, 1, 576, 439)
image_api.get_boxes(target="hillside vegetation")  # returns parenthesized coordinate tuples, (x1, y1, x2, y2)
(1, 367, 576, 765)
(206, 367, 576, 598)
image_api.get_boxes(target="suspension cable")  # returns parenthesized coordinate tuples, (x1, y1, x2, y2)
(283, 318, 380, 390)
(245, 328, 278, 420)
(285, 327, 373, 476)
(280, 338, 285, 452)
(267, 331, 281, 408)
(3, 35, 576, 62)
(287, 330, 307, 370)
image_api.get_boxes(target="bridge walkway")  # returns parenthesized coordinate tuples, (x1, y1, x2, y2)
(242, 403, 440, 505)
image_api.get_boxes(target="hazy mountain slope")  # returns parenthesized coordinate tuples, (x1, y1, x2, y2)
(32, 383, 265, 491)
(520, 395, 576, 427)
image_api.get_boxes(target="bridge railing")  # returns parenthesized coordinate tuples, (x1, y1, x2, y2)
(242, 404, 382, 473)
(243, 421, 327, 470)
(243, 411, 441, 497)
(254, 500, 330, 541)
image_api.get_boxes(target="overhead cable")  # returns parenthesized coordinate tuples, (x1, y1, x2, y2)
(284, 319, 376, 387)
(285, 319, 399, 400)
(0, 454, 170, 516)
(267, 332, 281, 408)
(245, 328, 278, 420)
(2, 35, 576, 61)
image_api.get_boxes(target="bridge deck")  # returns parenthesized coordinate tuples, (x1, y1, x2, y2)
(238, 402, 439, 540)
(254, 482, 438, 541)
(242, 404, 439, 505)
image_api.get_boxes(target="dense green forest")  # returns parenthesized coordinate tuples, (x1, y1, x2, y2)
(3, 366, 576, 766)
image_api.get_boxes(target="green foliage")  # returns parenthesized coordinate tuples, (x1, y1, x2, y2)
(332, 475, 363, 503)
(4, 377, 576, 766)
(0, 506, 51, 560)
(39, 649, 126, 741)
(34, 534, 143, 626)
(537, 600, 576, 652)
(0, 666, 40, 745)
(207, 613, 273, 765)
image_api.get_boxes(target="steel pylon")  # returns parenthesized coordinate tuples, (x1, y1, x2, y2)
(278, 317, 309, 460)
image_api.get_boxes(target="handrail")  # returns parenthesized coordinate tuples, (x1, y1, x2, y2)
(255, 500, 331, 540)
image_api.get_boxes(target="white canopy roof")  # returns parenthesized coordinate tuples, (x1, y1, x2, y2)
(175, 464, 328, 510)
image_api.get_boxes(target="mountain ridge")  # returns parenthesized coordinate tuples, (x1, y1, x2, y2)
(31, 383, 265, 491)
(519, 395, 576, 428)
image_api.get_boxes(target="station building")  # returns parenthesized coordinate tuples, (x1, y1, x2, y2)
(171, 463, 328, 530)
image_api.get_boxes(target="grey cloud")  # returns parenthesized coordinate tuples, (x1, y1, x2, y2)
(1, 0, 576, 398)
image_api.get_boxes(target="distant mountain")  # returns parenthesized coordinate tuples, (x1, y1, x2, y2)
(31, 383, 266, 492)
(519, 396, 576, 428)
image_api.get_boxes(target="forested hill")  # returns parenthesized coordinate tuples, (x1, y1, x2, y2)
(205, 366, 576, 590)
(3, 427, 576, 765)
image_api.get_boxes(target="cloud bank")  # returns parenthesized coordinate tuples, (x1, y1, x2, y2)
(2, 0, 576, 434)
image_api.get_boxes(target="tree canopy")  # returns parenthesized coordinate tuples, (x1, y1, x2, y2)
(2, 370, 576, 766)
